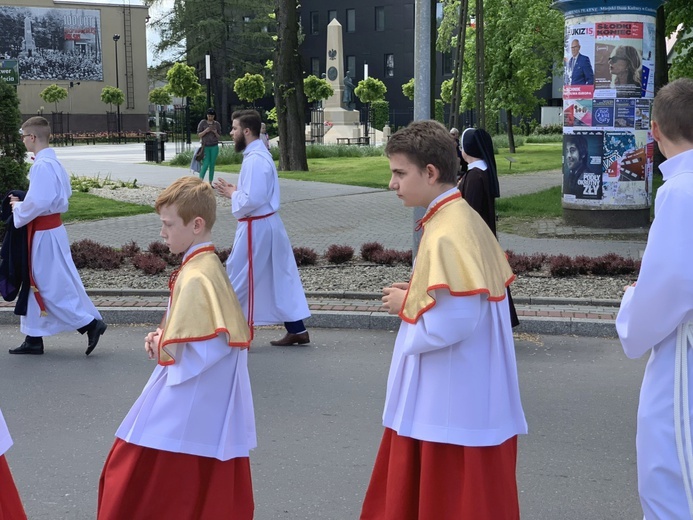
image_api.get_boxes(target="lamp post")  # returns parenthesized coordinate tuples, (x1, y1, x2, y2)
(113, 34, 121, 139)
(205, 53, 211, 109)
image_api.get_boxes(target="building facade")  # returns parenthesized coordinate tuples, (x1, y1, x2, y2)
(299, 1, 455, 129)
(0, 0, 149, 133)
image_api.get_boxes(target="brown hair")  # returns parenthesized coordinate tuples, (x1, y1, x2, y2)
(385, 120, 458, 184)
(231, 109, 261, 137)
(155, 177, 216, 230)
(21, 116, 51, 141)
(652, 78, 693, 144)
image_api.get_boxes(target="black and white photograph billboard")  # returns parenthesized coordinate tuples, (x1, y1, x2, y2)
(0, 6, 102, 81)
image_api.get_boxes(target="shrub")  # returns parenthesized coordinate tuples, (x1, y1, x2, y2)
(572, 255, 592, 275)
(532, 124, 563, 135)
(70, 239, 124, 270)
(371, 249, 400, 265)
(132, 252, 167, 275)
(360, 242, 384, 262)
(397, 249, 413, 266)
(215, 247, 231, 265)
(293, 247, 318, 266)
(326, 244, 354, 264)
(147, 241, 182, 266)
(371, 100, 390, 131)
(548, 255, 579, 277)
(589, 253, 620, 276)
(121, 240, 140, 258)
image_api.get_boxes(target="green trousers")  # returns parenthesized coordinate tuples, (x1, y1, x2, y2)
(199, 145, 219, 182)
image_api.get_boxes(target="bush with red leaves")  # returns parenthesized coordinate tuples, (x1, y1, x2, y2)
(215, 247, 231, 265)
(360, 242, 384, 262)
(121, 240, 141, 258)
(293, 247, 318, 266)
(326, 244, 354, 264)
(132, 252, 168, 275)
(70, 239, 124, 270)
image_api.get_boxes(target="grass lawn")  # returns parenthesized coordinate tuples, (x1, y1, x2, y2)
(214, 142, 563, 189)
(64, 192, 154, 223)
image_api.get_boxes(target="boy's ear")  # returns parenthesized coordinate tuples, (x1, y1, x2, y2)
(425, 163, 440, 183)
(651, 120, 662, 143)
(193, 216, 205, 233)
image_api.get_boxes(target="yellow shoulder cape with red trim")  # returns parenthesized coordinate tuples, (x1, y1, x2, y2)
(158, 249, 251, 365)
(400, 192, 515, 324)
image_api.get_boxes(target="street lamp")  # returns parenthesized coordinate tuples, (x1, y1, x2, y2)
(113, 34, 121, 138)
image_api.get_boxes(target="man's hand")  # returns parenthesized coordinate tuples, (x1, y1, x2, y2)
(382, 282, 409, 315)
(212, 178, 236, 199)
(144, 328, 162, 360)
(9, 195, 19, 210)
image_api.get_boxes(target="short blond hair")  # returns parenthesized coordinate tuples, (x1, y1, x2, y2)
(21, 116, 51, 141)
(155, 177, 216, 230)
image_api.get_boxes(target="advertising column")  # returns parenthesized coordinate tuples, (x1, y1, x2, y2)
(553, 0, 662, 228)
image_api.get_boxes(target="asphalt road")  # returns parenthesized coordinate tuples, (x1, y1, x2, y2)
(0, 326, 646, 519)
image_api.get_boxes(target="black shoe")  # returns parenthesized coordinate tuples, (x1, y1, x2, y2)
(9, 341, 44, 355)
(86, 320, 107, 355)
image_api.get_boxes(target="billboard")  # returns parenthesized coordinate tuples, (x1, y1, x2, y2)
(0, 5, 103, 81)
(0, 59, 19, 85)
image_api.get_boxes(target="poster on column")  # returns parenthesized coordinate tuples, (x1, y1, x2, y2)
(563, 23, 596, 100)
(602, 130, 653, 207)
(594, 22, 643, 99)
(563, 131, 604, 202)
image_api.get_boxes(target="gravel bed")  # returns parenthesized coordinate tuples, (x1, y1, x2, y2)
(79, 186, 635, 300)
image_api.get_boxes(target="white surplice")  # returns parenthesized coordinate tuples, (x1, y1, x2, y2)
(226, 139, 310, 325)
(11, 148, 100, 337)
(0, 409, 12, 457)
(616, 148, 693, 520)
(383, 189, 527, 447)
(116, 244, 256, 461)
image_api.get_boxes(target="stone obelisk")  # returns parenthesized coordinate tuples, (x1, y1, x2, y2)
(323, 19, 359, 125)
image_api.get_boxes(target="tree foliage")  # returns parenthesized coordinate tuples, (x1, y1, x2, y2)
(355, 77, 387, 104)
(402, 78, 415, 101)
(166, 62, 202, 99)
(233, 73, 266, 104)
(665, 0, 693, 79)
(149, 86, 172, 106)
(303, 75, 334, 103)
(100, 86, 125, 111)
(0, 81, 29, 204)
(39, 84, 68, 112)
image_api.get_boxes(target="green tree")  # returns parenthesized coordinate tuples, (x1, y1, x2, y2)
(665, 0, 693, 79)
(166, 62, 202, 99)
(274, 0, 308, 171)
(354, 77, 387, 104)
(39, 84, 68, 113)
(402, 78, 415, 101)
(100, 86, 125, 112)
(233, 73, 266, 105)
(148, 86, 172, 106)
(0, 81, 29, 208)
(303, 75, 334, 105)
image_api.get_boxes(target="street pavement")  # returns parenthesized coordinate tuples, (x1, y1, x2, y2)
(0, 325, 646, 520)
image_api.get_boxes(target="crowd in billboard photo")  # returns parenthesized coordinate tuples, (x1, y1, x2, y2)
(0, 5, 103, 82)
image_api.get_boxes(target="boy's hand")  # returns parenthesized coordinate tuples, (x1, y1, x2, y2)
(213, 178, 236, 199)
(382, 282, 409, 315)
(144, 328, 162, 359)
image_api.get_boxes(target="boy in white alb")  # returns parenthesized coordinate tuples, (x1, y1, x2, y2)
(616, 78, 693, 519)
(360, 120, 527, 520)
(9, 116, 106, 356)
(98, 177, 255, 519)
(0, 407, 27, 519)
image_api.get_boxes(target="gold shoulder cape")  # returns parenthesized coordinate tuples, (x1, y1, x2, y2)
(400, 192, 515, 324)
(159, 247, 251, 365)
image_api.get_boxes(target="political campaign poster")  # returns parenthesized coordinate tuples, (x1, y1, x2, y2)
(0, 6, 102, 81)
(563, 23, 596, 100)
(593, 22, 644, 99)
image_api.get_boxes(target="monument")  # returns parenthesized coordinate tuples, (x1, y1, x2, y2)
(323, 19, 360, 126)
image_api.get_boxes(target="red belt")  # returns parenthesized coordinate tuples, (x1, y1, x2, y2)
(238, 212, 275, 338)
(27, 214, 63, 316)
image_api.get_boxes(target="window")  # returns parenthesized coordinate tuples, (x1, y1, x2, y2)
(328, 10, 337, 22)
(385, 54, 394, 77)
(346, 55, 356, 77)
(442, 51, 453, 75)
(310, 11, 319, 35)
(375, 7, 385, 31)
(346, 9, 356, 33)
(311, 57, 320, 77)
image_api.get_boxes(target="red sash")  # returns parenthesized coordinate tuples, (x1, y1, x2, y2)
(27, 214, 62, 316)
(238, 212, 276, 338)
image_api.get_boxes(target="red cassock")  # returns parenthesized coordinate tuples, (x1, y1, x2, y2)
(0, 455, 27, 520)
(98, 439, 253, 520)
(360, 429, 519, 520)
